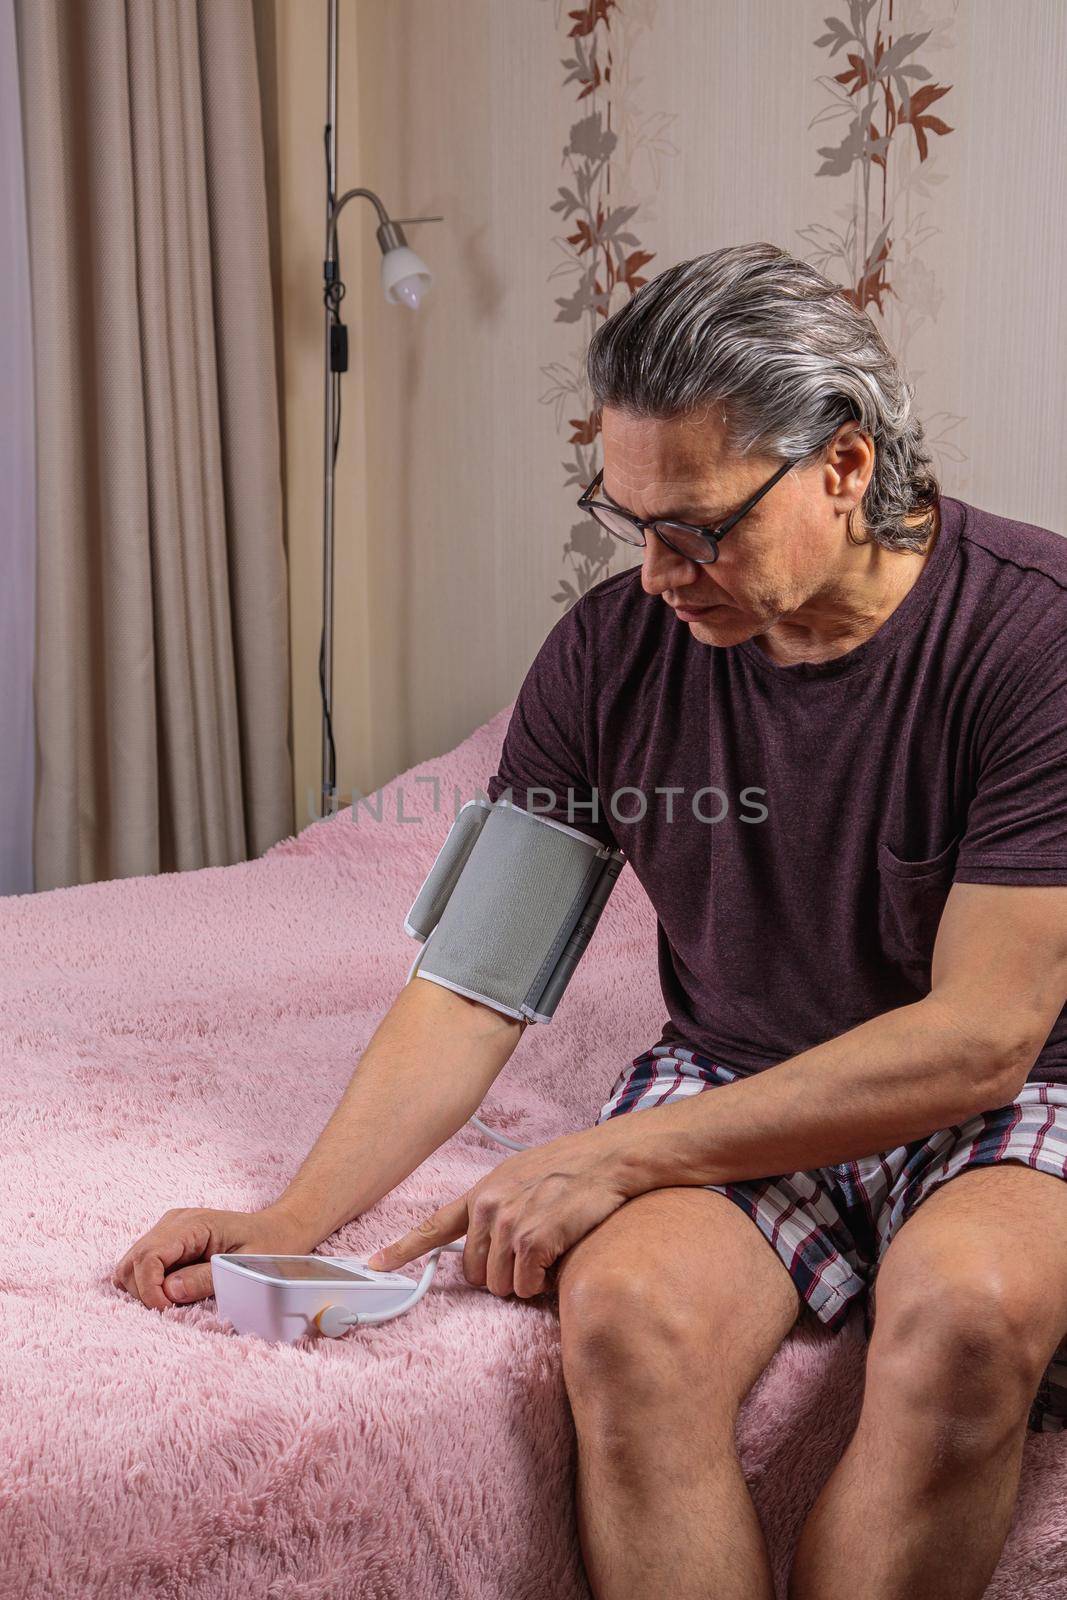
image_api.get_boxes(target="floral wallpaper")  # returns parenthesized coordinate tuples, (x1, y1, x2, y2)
(801, 0, 964, 472)
(538, 0, 677, 606)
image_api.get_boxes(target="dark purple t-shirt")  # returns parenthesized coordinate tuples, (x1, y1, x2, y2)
(485, 494, 1067, 1085)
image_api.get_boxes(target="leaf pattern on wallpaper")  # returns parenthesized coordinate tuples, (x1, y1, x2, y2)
(537, 0, 678, 608)
(801, 0, 966, 470)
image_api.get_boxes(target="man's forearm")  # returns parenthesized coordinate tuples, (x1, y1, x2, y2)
(601, 993, 1019, 1198)
(270, 979, 525, 1250)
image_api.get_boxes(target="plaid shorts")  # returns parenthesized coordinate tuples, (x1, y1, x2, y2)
(596, 1043, 1067, 1434)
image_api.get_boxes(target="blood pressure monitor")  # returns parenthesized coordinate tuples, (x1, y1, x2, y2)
(210, 1253, 425, 1343)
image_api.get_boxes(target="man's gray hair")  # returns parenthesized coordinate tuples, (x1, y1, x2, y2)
(586, 241, 940, 553)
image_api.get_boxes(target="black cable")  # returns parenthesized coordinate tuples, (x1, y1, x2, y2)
(319, 626, 337, 801)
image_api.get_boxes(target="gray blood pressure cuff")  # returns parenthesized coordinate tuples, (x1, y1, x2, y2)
(404, 797, 626, 1023)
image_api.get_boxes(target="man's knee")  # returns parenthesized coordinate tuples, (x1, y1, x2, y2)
(865, 1269, 1040, 1451)
(559, 1254, 710, 1369)
(554, 1185, 800, 1437)
(556, 1257, 734, 1478)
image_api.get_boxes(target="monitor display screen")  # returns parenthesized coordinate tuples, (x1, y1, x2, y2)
(218, 1256, 374, 1283)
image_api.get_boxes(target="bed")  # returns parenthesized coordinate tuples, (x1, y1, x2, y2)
(1, 706, 1063, 1598)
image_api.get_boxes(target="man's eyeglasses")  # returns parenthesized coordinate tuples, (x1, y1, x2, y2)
(576, 429, 839, 564)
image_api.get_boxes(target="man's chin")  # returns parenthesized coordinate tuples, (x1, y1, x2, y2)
(680, 604, 749, 638)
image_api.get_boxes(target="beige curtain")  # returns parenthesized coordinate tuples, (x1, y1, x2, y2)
(14, 0, 293, 890)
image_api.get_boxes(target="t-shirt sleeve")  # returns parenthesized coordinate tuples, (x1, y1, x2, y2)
(484, 601, 619, 853)
(955, 645, 1067, 886)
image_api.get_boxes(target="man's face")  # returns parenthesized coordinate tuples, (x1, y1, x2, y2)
(598, 404, 872, 645)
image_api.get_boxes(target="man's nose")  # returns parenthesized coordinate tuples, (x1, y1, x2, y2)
(639, 528, 700, 595)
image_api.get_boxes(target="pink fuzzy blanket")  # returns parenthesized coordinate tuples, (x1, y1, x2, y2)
(1, 706, 1063, 1598)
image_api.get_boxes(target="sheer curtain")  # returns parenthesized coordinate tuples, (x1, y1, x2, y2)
(0, 0, 35, 896)
(13, 0, 293, 890)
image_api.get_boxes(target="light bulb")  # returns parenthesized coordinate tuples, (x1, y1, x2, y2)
(392, 275, 427, 310)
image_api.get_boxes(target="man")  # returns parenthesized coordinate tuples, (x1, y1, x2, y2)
(115, 243, 1067, 1600)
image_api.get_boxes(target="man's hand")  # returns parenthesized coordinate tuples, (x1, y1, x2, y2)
(366, 1127, 632, 1298)
(111, 1203, 312, 1310)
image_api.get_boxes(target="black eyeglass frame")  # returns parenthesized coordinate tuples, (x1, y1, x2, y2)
(576, 428, 841, 564)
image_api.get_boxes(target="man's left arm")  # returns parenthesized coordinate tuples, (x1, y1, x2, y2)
(597, 880, 1067, 1197)
(599, 633, 1067, 1197)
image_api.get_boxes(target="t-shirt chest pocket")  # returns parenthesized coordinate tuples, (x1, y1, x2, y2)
(875, 832, 963, 988)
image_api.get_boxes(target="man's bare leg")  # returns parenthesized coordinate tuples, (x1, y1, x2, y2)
(788, 1165, 1067, 1600)
(556, 1185, 802, 1600)
(788, 1345, 1030, 1600)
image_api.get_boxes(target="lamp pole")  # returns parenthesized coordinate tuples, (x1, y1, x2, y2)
(321, 0, 339, 818)
(319, 0, 440, 820)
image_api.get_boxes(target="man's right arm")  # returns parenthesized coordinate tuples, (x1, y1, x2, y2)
(112, 976, 525, 1309)
(270, 976, 526, 1251)
(116, 611, 593, 1308)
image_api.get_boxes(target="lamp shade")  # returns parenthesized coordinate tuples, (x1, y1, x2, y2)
(381, 245, 432, 308)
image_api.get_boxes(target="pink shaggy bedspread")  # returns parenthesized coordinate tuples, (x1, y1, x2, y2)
(1, 706, 1063, 1598)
